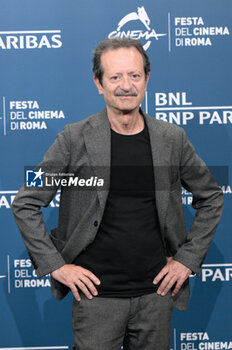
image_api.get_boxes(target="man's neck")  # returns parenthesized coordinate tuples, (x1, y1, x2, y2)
(107, 107, 144, 135)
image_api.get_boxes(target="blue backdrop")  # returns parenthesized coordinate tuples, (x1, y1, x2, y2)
(0, 1, 231, 349)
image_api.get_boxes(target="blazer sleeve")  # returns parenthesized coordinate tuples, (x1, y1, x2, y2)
(12, 125, 71, 278)
(173, 129, 224, 275)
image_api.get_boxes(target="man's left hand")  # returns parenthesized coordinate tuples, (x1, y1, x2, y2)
(153, 258, 192, 297)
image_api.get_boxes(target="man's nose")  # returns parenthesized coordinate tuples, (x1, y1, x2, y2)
(120, 76, 132, 90)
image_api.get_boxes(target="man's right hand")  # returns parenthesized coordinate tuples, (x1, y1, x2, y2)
(51, 264, 101, 301)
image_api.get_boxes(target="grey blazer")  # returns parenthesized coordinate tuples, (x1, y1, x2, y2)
(12, 109, 223, 310)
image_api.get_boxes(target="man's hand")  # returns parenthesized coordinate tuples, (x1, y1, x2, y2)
(51, 264, 101, 301)
(153, 258, 191, 297)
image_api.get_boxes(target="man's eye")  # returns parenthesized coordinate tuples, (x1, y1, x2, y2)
(131, 74, 140, 80)
(110, 76, 120, 81)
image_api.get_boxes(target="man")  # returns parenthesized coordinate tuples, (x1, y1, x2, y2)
(12, 38, 223, 349)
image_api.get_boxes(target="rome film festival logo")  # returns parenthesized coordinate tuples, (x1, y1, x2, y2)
(108, 7, 166, 50)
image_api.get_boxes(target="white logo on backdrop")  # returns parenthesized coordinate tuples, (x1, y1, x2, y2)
(0, 30, 62, 50)
(117, 7, 151, 32)
(0, 190, 60, 209)
(108, 7, 166, 50)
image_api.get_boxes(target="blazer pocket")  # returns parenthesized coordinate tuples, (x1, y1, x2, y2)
(50, 228, 66, 253)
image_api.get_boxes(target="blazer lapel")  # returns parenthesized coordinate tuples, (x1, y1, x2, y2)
(143, 112, 172, 234)
(83, 109, 111, 209)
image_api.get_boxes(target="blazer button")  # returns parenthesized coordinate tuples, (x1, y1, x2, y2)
(94, 220, 98, 227)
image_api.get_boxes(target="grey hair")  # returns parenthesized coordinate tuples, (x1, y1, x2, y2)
(92, 38, 151, 85)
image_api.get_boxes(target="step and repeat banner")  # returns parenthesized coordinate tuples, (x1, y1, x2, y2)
(0, 1, 231, 349)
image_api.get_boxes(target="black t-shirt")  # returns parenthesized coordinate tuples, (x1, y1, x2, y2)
(75, 123, 166, 297)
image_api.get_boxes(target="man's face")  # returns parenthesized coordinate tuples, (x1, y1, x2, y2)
(94, 47, 149, 114)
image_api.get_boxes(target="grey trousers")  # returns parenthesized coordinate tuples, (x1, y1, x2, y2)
(72, 291, 173, 350)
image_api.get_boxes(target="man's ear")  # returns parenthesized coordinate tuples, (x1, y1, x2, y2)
(93, 77, 104, 95)
(145, 72, 150, 89)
